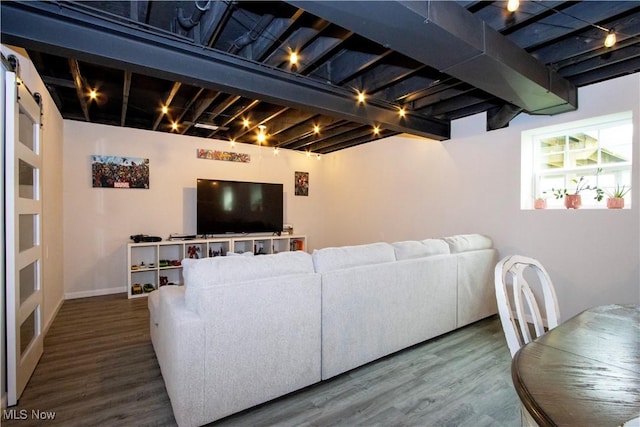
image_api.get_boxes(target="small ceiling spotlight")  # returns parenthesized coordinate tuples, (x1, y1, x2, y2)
(306, 151, 311, 158)
(313, 124, 321, 134)
(373, 125, 381, 135)
(257, 124, 267, 144)
(316, 153, 321, 160)
(230, 139, 236, 148)
(357, 90, 366, 104)
(507, 0, 519, 13)
(289, 50, 298, 66)
(242, 118, 250, 128)
(89, 88, 98, 100)
(273, 147, 279, 155)
(161, 105, 168, 115)
(604, 29, 617, 48)
(171, 121, 178, 131)
(398, 107, 406, 118)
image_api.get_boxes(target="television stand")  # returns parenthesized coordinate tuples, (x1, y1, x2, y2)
(127, 234, 306, 298)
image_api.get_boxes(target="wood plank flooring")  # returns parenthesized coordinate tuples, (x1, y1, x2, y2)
(2, 293, 521, 426)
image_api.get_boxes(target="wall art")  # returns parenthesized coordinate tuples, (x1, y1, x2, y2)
(295, 171, 309, 196)
(197, 148, 250, 163)
(92, 155, 149, 189)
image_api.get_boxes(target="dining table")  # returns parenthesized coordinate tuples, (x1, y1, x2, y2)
(511, 304, 640, 427)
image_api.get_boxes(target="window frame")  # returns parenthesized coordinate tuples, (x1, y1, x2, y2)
(522, 111, 633, 209)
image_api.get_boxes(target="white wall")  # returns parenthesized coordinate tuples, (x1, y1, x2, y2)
(321, 74, 640, 319)
(62, 123, 325, 298)
(62, 74, 639, 318)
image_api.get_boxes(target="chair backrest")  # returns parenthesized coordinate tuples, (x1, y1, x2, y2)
(494, 255, 560, 357)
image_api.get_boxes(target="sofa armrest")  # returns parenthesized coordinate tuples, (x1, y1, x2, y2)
(455, 248, 498, 327)
(155, 287, 206, 427)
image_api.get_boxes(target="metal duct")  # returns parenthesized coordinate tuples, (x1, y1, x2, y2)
(288, 0, 577, 116)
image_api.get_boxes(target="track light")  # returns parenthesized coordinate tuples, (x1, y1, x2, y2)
(507, 0, 519, 13)
(357, 91, 366, 104)
(604, 29, 617, 48)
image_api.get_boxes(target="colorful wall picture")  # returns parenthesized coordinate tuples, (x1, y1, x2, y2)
(295, 171, 309, 196)
(197, 148, 251, 163)
(92, 155, 149, 189)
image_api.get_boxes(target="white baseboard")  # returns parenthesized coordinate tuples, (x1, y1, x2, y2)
(43, 297, 64, 336)
(64, 287, 126, 300)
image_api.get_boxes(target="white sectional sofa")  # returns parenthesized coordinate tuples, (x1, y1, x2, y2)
(148, 234, 497, 426)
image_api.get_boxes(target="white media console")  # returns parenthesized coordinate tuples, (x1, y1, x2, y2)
(127, 234, 307, 299)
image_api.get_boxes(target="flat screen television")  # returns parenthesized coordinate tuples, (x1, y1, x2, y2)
(197, 179, 283, 235)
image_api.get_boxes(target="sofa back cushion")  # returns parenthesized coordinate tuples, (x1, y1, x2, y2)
(392, 239, 450, 260)
(312, 242, 395, 273)
(182, 251, 315, 312)
(443, 234, 493, 253)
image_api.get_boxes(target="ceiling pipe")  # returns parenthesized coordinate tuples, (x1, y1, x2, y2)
(177, 0, 211, 30)
(229, 13, 276, 54)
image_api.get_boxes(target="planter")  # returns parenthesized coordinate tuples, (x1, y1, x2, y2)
(606, 197, 625, 209)
(534, 199, 547, 209)
(564, 194, 582, 209)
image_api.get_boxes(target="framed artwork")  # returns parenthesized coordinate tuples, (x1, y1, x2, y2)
(295, 171, 309, 196)
(197, 148, 250, 163)
(91, 155, 149, 189)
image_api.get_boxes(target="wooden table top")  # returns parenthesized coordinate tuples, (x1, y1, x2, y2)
(512, 304, 640, 427)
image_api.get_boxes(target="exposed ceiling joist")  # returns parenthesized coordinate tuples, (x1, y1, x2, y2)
(288, 0, 578, 115)
(0, 1, 450, 141)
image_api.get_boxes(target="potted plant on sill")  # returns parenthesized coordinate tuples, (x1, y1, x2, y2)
(534, 192, 548, 209)
(605, 184, 630, 209)
(552, 170, 604, 209)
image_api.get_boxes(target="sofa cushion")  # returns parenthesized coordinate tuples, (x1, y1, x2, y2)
(182, 251, 315, 312)
(312, 242, 395, 273)
(392, 239, 450, 260)
(443, 234, 493, 253)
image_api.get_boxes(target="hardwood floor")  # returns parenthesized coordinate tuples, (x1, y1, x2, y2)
(3, 293, 521, 427)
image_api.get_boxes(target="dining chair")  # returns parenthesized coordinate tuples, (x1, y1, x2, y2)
(495, 255, 561, 427)
(494, 255, 561, 357)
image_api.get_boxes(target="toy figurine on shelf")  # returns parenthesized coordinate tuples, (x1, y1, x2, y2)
(159, 276, 168, 287)
(187, 246, 200, 258)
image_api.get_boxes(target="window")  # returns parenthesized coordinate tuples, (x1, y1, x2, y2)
(522, 112, 633, 209)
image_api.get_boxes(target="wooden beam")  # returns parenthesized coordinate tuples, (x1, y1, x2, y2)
(67, 58, 90, 121)
(121, 70, 132, 127)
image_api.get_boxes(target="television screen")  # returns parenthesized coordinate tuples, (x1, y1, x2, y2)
(197, 179, 283, 235)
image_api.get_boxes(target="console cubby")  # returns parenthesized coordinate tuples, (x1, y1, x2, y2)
(127, 235, 306, 298)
